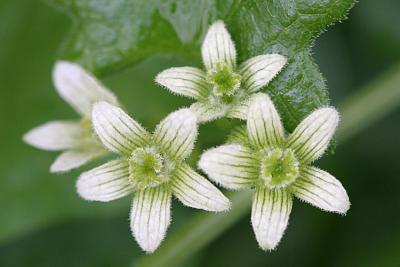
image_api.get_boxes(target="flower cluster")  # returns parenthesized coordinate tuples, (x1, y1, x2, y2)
(24, 21, 350, 253)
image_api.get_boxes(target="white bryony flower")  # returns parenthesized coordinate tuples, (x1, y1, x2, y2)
(23, 61, 119, 173)
(77, 102, 230, 253)
(199, 93, 350, 251)
(156, 20, 287, 123)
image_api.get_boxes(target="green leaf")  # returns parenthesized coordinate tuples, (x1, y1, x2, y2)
(47, 0, 354, 131)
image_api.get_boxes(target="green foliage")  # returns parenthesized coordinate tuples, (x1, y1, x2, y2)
(47, 0, 354, 131)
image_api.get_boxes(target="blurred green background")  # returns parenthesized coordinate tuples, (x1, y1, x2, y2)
(1, 1, 400, 266)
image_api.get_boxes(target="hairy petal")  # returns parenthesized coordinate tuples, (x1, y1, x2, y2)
(92, 102, 150, 155)
(130, 186, 171, 253)
(23, 121, 83, 151)
(171, 164, 230, 212)
(155, 67, 208, 100)
(251, 188, 292, 251)
(50, 148, 107, 173)
(287, 107, 339, 163)
(247, 93, 285, 149)
(240, 54, 287, 93)
(190, 102, 225, 123)
(291, 166, 350, 214)
(154, 108, 198, 160)
(201, 20, 236, 71)
(198, 144, 258, 189)
(53, 61, 118, 117)
(76, 159, 132, 202)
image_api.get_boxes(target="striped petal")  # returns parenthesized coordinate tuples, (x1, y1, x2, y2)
(198, 144, 258, 189)
(76, 159, 132, 202)
(240, 54, 287, 93)
(130, 186, 171, 253)
(287, 107, 339, 163)
(251, 188, 292, 251)
(154, 108, 197, 160)
(226, 125, 250, 146)
(190, 102, 225, 123)
(155, 67, 208, 100)
(247, 93, 284, 149)
(23, 121, 83, 151)
(92, 102, 150, 155)
(201, 20, 236, 71)
(171, 164, 230, 212)
(53, 61, 118, 117)
(50, 148, 107, 173)
(226, 94, 257, 120)
(291, 166, 350, 214)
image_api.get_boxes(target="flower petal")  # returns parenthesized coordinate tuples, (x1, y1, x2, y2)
(23, 121, 83, 151)
(226, 125, 250, 147)
(251, 188, 292, 251)
(198, 144, 258, 189)
(247, 93, 285, 149)
(226, 94, 258, 120)
(291, 166, 350, 214)
(287, 107, 339, 163)
(171, 164, 230, 212)
(92, 102, 150, 155)
(76, 159, 132, 202)
(240, 54, 287, 93)
(50, 148, 107, 173)
(190, 102, 225, 123)
(201, 20, 236, 71)
(130, 186, 171, 253)
(53, 61, 119, 117)
(155, 67, 208, 100)
(154, 108, 197, 160)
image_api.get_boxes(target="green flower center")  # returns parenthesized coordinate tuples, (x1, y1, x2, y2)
(207, 63, 241, 98)
(129, 147, 168, 189)
(260, 148, 299, 189)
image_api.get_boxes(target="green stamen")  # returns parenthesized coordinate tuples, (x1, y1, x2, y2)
(207, 63, 241, 97)
(260, 148, 299, 189)
(129, 147, 167, 189)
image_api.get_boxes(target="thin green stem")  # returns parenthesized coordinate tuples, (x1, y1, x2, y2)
(133, 64, 400, 267)
(337, 63, 400, 141)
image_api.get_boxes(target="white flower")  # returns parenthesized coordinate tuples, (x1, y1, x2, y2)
(156, 20, 287, 123)
(199, 93, 350, 251)
(23, 61, 119, 173)
(77, 102, 230, 253)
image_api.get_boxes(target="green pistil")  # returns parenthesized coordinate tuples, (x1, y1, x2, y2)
(207, 63, 241, 97)
(260, 148, 299, 189)
(129, 147, 167, 189)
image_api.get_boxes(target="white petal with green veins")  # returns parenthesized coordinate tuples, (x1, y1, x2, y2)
(92, 102, 150, 155)
(291, 166, 350, 214)
(171, 164, 230, 212)
(130, 186, 171, 253)
(247, 93, 285, 149)
(23, 120, 83, 151)
(155, 67, 208, 100)
(50, 148, 106, 173)
(76, 159, 132, 202)
(251, 188, 292, 251)
(199, 144, 257, 189)
(154, 108, 197, 160)
(240, 54, 287, 93)
(53, 61, 118, 117)
(201, 20, 236, 71)
(287, 107, 339, 163)
(190, 102, 225, 123)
